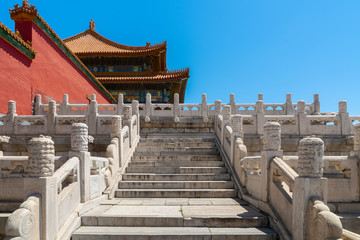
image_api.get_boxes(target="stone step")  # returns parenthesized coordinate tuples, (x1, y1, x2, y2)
(139, 137, 214, 143)
(72, 226, 277, 240)
(137, 142, 216, 148)
(81, 203, 266, 228)
(118, 181, 234, 189)
(141, 128, 213, 133)
(128, 160, 224, 167)
(132, 155, 222, 161)
(122, 173, 231, 181)
(133, 150, 220, 157)
(115, 189, 238, 198)
(135, 146, 217, 152)
(126, 166, 227, 174)
(338, 214, 360, 235)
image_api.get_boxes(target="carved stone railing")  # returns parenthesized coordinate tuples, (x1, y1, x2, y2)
(215, 113, 349, 239)
(1, 109, 140, 240)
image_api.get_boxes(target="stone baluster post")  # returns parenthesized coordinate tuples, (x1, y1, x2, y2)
(145, 93, 152, 122)
(6, 100, 16, 135)
(214, 100, 222, 138)
(221, 105, 231, 146)
(261, 122, 283, 202)
(293, 137, 328, 240)
(47, 100, 56, 134)
(297, 100, 307, 135)
(111, 116, 122, 140)
(25, 136, 57, 239)
(173, 93, 180, 123)
(230, 114, 244, 166)
(88, 94, 98, 135)
(339, 101, 351, 135)
(117, 94, 124, 115)
(215, 100, 222, 115)
(286, 93, 294, 115)
(70, 123, 90, 203)
(201, 93, 208, 122)
(111, 116, 123, 167)
(256, 100, 265, 135)
(313, 94, 320, 114)
(230, 93, 236, 114)
(34, 94, 42, 115)
(60, 94, 69, 115)
(258, 93, 263, 101)
(132, 100, 140, 134)
(28, 136, 55, 177)
(123, 105, 134, 147)
(352, 123, 360, 201)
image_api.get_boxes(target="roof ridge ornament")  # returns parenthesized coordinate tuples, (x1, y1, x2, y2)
(90, 18, 95, 31)
(10, 0, 37, 21)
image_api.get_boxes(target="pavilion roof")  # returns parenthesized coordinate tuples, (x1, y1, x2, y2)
(64, 21, 166, 56)
(97, 68, 190, 83)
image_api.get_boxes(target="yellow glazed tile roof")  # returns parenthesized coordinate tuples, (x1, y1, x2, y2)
(98, 68, 190, 83)
(64, 28, 166, 55)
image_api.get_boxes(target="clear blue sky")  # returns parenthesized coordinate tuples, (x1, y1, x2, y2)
(1, 0, 360, 114)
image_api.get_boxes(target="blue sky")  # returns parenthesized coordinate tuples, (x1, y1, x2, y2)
(1, 1, 360, 114)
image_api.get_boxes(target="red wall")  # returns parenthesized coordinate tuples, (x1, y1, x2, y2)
(0, 21, 111, 115)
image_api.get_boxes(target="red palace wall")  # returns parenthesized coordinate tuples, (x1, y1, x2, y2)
(0, 22, 111, 115)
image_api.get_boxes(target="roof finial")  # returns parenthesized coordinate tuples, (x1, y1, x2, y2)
(90, 18, 95, 31)
(23, 0, 30, 7)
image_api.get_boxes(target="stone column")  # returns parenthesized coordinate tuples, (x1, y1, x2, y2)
(230, 93, 236, 114)
(59, 94, 69, 115)
(293, 137, 328, 240)
(256, 100, 265, 135)
(339, 101, 351, 135)
(258, 93, 263, 101)
(70, 123, 90, 203)
(261, 122, 283, 202)
(286, 93, 294, 115)
(6, 100, 16, 135)
(173, 93, 180, 123)
(117, 94, 124, 115)
(145, 93, 152, 122)
(297, 100, 307, 135)
(201, 93, 208, 122)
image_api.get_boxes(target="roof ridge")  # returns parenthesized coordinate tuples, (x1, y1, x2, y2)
(64, 28, 166, 51)
(0, 21, 36, 57)
(33, 14, 116, 103)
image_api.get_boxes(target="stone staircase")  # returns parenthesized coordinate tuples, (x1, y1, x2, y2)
(72, 128, 277, 239)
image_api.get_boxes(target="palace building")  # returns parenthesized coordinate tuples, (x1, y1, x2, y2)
(0, 1, 114, 114)
(63, 20, 190, 104)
